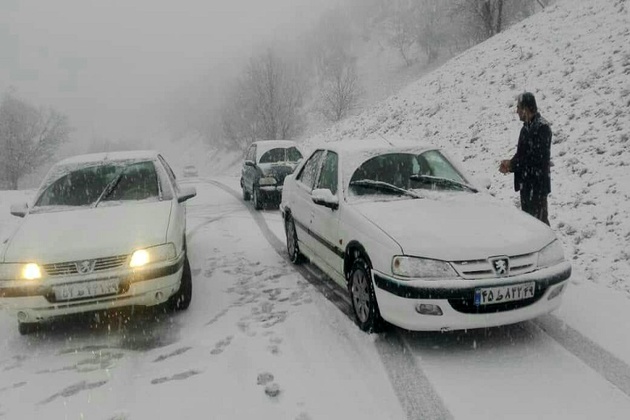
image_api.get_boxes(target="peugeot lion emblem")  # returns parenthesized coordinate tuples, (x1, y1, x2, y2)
(489, 257, 509, 276)
(76, 260, 95, 274)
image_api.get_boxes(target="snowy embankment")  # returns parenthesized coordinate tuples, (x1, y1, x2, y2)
(308, 0, 630, 297)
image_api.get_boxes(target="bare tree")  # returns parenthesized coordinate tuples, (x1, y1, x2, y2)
(408, 1, 452, 63)
(0, 91, 71, 189)
(319, 54, 361, 122)
(221, 49, 305, 149)
(389, 6, 416, 66)
(452, 0, 543, 43)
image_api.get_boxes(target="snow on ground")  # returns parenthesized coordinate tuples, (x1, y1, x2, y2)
(0, 180, 406, 420)
(307, 0, 630, 297)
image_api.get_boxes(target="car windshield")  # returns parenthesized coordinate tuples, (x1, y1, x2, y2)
(348, 150, 475, 197)
(33, 160, 160, 211)
(258, 147, 302, 164)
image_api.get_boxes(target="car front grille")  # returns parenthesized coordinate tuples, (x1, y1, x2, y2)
(450, 253, 537, 280)
(43, 255, 128, 276)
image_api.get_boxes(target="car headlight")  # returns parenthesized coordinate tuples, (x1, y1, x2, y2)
(259, 177, 277, 186)
(537, 240, 565, 269)
(391, 256, 457, 279)
(0, 263, 43, 281)
(130, 243, 176, 268)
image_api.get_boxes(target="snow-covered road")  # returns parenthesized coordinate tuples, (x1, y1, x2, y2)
(1, 177, 630, 420)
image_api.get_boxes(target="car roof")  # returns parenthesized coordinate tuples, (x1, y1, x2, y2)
(56, 150, 160, 166)
(310, 138, 434, 155)
(252, 140, 298, 148)
(252, 140, 301, 161)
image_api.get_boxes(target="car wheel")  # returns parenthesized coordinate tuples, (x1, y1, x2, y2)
(18, 322, 39, 335)
(285, 214, 304, 264)
(241, 179, 251, 201)
(348, 257, 384, 333)
(168, 256, 192, 311)
(253, 187, 263, 210)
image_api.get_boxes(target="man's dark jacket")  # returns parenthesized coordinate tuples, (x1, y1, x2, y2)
(510, 113, 552, 195)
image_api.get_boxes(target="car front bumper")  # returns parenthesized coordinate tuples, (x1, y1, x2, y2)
(372, 261, 571, 331)
(0, 255, 184, 323)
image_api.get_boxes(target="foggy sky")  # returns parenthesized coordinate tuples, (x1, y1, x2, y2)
(0, 0, 335, 148)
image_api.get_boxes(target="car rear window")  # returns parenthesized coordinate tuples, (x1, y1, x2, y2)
(258, 147, 302, 164)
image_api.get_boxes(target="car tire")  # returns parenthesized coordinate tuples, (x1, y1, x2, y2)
(348, 257, 385, 333)
(168, 256, 192, 311)
(241, 180, 251, 201)
(18, 322, 39, 335)
(253, 187, 263, 210)
(285, 214, 304, 264)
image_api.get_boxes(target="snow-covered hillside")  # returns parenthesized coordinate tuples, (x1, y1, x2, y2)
(307, 0, 630, 297)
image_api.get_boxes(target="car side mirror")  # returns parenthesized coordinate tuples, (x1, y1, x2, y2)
(245, 160, 256, 167)
(177, 186, 197, 203)
(311, 188, 339, 210)
(10, 202, 28, 218)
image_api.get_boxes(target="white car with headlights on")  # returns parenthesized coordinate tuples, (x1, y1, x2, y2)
(0, 151, 196, 335)
(280, 139, 571, 333)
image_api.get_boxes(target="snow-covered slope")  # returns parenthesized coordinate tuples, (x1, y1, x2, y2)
(308, 0, 630, 295)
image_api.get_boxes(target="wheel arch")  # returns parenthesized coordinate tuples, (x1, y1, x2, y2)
(344, 241, 372, 282)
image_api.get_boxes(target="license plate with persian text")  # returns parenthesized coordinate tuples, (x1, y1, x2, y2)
(474, 282, 535, 306)
(53, 279, 120, 301)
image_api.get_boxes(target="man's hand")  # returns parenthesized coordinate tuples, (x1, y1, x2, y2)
(499, 160, 511, 174)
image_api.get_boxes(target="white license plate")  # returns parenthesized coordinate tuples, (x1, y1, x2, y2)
(53, 279, 120, 301)
(474, 282, 536, 306)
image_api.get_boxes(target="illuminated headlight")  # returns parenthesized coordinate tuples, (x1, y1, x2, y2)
(537, 240, 565, 269)
(130, 243, 176, 268)
(259, 177, 277, 186)
(0, 263, 43, 281)
(391, 256, 457, 279)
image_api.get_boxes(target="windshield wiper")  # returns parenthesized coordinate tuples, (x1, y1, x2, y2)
(409, 174, 478, 193)
(349, 179, 422, 198)
(92, 167, 127, 208)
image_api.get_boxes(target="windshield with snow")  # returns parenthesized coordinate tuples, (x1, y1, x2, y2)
(33, 161, 160, 210)
(348, 150, 475, 197)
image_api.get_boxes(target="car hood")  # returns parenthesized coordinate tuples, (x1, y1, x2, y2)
(351, 194, 555, 261)
(2, 201, 173, 263)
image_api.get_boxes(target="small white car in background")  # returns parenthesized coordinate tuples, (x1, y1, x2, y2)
(0, 151, 196, 335)
(183, 165, 198, 178)
(280, 139, 571, 333)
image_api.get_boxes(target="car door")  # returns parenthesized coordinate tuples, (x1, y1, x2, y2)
(289, 150, 325, 256)
(242, 144, 257, 193)
(309, 151, 343, 278)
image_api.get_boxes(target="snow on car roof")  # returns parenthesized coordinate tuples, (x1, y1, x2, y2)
(56, 150, 159, 166)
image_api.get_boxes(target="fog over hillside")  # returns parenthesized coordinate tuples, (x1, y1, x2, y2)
(306, 0, 630, 296)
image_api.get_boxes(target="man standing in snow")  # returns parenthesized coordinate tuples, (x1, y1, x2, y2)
(499, 92, 552, 226)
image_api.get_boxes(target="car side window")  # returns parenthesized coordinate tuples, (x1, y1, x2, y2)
(246, 145, 256, 162)
(316, 151, 338, 195)
(296, 150, 324, 191)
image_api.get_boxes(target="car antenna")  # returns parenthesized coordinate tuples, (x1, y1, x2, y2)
(377, 133, 395, 147)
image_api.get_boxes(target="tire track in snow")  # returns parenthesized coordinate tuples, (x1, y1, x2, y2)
(533, 314, 630, 398)
(206, 178, 453, 420)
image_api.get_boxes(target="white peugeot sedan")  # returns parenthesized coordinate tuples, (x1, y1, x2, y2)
(280, 139, 571, 333)
(0, 151, 196, 335)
